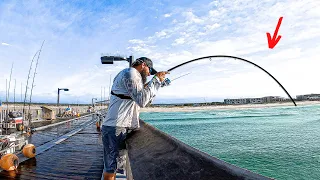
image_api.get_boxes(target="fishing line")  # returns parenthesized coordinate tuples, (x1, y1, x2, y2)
(164, 55, 297, 106)
(171, 72, 192, 82)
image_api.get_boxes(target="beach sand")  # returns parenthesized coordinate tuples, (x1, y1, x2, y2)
(140, 101, 320, 112)
(2, 101, 320, 113)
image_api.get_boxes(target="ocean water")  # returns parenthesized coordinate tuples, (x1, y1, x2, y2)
(140, 104, 320, 180)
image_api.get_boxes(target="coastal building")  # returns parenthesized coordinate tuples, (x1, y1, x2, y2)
(249, 98, 264, 104)
(296, 94, 320, 100)
(224, 96, 286, 105)
(262, 96, 286, 102)
(224, 98, 248, 104)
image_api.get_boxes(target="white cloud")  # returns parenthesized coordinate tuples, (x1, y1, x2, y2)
(208, 0, 219, 7)
(128, 39, 145, 44)
(172, 38, 185, 46)
(127, 45, 153, 55)
(265, 48, 302, 60)
(204, 23, 220, 31)
(164, 13, 171, 18)
(1, 42, 10, 46)
(183, 11, 204, 24)
(155, 30, 168, 38)
(125, 0, 320, 103)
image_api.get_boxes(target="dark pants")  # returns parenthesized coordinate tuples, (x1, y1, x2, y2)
(101, 126, 128, 173)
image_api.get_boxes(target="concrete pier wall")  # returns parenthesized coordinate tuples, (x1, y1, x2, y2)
(126, 120, 273, 180)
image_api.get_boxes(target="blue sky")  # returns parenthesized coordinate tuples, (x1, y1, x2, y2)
(0, 0, 319, 104)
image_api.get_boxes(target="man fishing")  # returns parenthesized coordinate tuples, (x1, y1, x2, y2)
(101, 57, 169, 180)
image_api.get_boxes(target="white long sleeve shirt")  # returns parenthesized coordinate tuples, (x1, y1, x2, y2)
(103, 67, 161, 129)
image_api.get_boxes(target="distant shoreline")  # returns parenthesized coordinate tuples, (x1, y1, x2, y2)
(2, 100, 320, 112)
(141, 101, 320, 112)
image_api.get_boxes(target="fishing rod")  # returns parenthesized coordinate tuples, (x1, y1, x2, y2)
(14, 79, 16, 111)
(22, 41, 44, 134)
(4, 63, 13, 135)
(28, 41, 45, 120)
(160, 55, 297, 106)
(23, 50, 39, 117)
(6, 62, 14, 111)
(26, 40, 45, 133)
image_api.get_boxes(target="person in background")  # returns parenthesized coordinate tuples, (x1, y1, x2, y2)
(66, 105, 71, 112)
(101, 57, 168, 180)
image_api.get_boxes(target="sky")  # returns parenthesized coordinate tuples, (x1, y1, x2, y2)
(0, 0, 319, 104)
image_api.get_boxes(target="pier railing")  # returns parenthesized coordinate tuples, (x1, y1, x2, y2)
(0, 105, 97, 124)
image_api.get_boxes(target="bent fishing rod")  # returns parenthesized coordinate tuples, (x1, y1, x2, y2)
(160, 55, 297, 106)
(100, 54, 297, 106)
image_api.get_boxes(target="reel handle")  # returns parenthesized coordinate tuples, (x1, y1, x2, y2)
(161, 78, 171, 87)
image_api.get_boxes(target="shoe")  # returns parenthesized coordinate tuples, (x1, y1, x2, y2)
(116, 168, 124, 174)
(103, 172, 116, 180)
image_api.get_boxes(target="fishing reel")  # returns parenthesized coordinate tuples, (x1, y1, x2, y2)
(161, 78, 171, 87)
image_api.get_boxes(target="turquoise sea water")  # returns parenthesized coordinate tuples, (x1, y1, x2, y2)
(140, 104, 320, 180)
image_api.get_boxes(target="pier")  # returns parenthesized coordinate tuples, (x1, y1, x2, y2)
(0, 104, 273, 180)
(0, 114, 105, 179)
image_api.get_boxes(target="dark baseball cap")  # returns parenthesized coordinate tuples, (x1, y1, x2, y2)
(135, 57, 157, 75)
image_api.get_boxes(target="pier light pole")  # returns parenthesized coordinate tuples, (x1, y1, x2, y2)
(57, 88, 69, 115)
(101, 55, 134, 67)
(92, 98, 97, 108)
(100, 55, 134, 110)
(100, 55, 133, 109)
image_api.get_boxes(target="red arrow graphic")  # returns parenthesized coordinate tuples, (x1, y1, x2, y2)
(267, 17, 283, 49)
